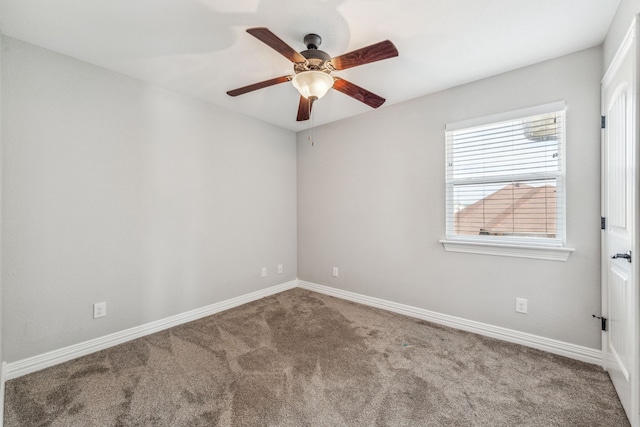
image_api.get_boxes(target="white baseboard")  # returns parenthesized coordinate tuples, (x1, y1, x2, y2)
(5, 278, 601, 382)
(298, 280, 602, 365)
(5, 281, 297, 380)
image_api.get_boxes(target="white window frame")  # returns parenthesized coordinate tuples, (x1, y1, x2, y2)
(439, 102, 574, 261)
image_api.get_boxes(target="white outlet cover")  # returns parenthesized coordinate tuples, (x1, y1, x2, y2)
(332, 267, 339, 277)
(261, 267, 267, 277)
(277, 264, 283, 274)
(93, 302, 107, 319)
(515, 298, 528, 314)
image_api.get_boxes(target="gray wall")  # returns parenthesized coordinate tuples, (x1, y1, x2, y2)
(2, 37, 297, 362)
(297, 47, 603, 349)
(603, 0, 640, 68)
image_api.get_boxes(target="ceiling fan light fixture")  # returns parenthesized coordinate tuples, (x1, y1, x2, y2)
(227, 28, 398, 121)
(292, 71, 334, 100)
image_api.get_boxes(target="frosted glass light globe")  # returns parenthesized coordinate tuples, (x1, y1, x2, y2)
(292, 71, 334, 100)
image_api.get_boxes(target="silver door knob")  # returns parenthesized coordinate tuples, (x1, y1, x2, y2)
(611, 251, 632, 263)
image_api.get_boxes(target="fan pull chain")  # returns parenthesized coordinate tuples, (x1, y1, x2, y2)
(308, 98, 315, 147)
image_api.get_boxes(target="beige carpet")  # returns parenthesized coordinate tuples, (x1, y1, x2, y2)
(4, 288, 629, 426)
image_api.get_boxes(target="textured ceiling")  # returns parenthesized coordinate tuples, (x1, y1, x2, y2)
(0, 0, 621, 131)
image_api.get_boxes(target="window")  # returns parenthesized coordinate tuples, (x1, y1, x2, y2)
(441, 102, 574, 260)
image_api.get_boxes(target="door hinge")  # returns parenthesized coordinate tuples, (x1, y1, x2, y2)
(593, 314, 607, 331)
(601, 115, 606, 129)
(601, 216, 606, 230)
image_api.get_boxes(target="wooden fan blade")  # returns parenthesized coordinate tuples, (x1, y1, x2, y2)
(227, 76, 291, 97)
(332, 78, 385, 109)
(297, 96, 314, 121)
(247, 27, 307, 64)
(330, 40, 398, 71)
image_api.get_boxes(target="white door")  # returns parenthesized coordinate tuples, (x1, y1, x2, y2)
(602, 18, 639, 427)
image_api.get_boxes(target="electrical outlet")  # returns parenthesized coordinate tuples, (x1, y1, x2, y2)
(93, 302, 107, 319)
(261, 267, 267, 277)
(515, 298, 528, 314)
(277, 264, 283, 274)
(332, 267, 339, 277)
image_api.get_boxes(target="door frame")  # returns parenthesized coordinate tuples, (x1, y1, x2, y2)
(601, 15, 640, 427)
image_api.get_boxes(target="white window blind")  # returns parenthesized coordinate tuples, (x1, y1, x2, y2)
(445, 103, 566, 247)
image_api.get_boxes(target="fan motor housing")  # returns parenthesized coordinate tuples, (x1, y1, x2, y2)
(296, 49, 331, 73)
(301, 49, 330, 62)
(295, 33, 332, 73)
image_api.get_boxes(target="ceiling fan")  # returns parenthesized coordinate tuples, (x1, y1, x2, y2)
(227, 28, 399, 121)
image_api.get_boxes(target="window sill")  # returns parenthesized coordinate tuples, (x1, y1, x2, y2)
(439, 239, 575, 261)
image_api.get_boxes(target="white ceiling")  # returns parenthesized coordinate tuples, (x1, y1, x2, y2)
(0, 0, 620, 132)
